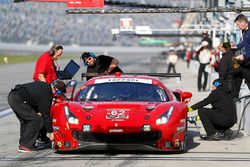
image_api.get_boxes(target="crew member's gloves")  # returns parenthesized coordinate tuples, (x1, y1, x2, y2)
(188, 107, 193, 112)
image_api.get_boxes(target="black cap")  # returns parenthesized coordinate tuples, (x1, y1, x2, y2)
(81, 52, 92, 61)
(81, 52, 96, 62)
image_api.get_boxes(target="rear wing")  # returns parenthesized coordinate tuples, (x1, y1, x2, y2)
(81, 72, 181, 81)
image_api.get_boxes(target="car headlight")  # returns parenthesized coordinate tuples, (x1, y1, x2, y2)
(156, 106, 174, 125)
(64, 106, 79, 125)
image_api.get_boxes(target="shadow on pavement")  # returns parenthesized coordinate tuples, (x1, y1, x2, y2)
(186, 130, 200, 150)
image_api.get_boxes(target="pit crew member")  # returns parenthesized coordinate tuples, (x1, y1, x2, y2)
(188, 79, 237, 140)
(8, 80, 66, 152)
(81, 52, 123, 80)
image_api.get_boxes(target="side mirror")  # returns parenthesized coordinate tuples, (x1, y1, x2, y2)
(181, 92, 192, 103)
(67, 80, 77, 87)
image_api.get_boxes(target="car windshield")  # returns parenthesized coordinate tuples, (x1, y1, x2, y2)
(75, 82, 169, 102)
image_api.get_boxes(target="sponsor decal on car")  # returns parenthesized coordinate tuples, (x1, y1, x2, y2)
(106, 109, 129, 119)
(94, 78, 152, 84)
(109, 129, 124, 133)
(106, 115, 129, 119)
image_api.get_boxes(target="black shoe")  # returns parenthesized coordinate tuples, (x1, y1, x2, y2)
(18, 145, 37, 153)
(223, 129, 233, 140)
(212, 131, 225, 140)
(37, 136, 51, 144)
(206, 132, 225, 140)
(36, 136, 52, 150)
(202, 132, 225, 141)
(36, 142, 52, 150)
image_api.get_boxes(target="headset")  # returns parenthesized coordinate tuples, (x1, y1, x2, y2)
(49, 44, 63, 57)
(52, 80, 63, 96)
(80, 52, 96, 66)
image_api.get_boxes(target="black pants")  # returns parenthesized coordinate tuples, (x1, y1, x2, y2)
(167, 63, 176, 73)
(233, 67, 250, 98)
(8, 90, 43, 148)
(187, 60, 190, 68)
(198, 63, 208, 91)
(198, 108, 235, 135)
(232, 73, 243, 98)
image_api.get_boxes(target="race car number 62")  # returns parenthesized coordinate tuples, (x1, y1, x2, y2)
(110, 110, 125, 116)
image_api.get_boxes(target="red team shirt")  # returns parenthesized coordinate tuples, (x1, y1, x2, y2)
(33, 51, 57, 84)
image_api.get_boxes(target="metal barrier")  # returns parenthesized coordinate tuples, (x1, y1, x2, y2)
(235, 85, 250, 135)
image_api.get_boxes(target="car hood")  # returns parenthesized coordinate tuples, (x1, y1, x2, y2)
(63, 101, 181, 117)
(77, 101, 176, 122)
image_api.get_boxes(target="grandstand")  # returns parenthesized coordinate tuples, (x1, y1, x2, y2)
(0, 1, 203, 46)
(0, 0, 10, 4)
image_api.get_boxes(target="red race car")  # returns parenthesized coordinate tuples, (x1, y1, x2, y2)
(51, 73, 192, 152)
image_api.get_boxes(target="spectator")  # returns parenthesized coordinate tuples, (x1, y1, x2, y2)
(185, 47, 193, 68)
(196, 41, 215, 91)
(188, 79, 237, 140)
(81, 52, 123, 80)
(166, 49, 178, 73)
(201, 30, 213, 50)
(210, 46, 221, 72)
(7, 80, 66, 152)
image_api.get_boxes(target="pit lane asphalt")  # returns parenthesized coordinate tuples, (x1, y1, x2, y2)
(0, 52, 250, 167)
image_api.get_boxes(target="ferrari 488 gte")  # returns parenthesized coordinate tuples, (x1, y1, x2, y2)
(51, 73, 192, 152)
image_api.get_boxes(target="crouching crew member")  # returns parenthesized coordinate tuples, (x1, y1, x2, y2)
(188, 79, 237, 140)
(8, 80, 66, 153)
